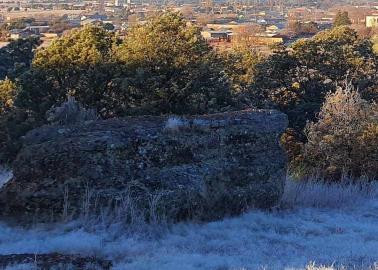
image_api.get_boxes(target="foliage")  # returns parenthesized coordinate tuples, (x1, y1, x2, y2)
(0, 37, 41, 80)
(0, 109, 41, 163)
(113, 12, 232, 115)
(372, 35, 378, 54)
(0, 78, 16, 113)
(17, 25, 119, 118)
(48, 17, 74, 33)
(287, 21, 319, 36)
(299, 85, 378, 180)
(292, 26, 374, 82)
(222, 46, 263, 92)
(103, 22, 115, 31)
(333, 11, 352, 28)
(46, 96, 98, 125)
(33, 25, 115, 68)
(251, 27, 378, 171)
(0, 18, 36, 31)
(252, 26, 378, 132)
(280, 128, 304, 171)
(17, 14, 232, 118)
(0, 38, 41, 164)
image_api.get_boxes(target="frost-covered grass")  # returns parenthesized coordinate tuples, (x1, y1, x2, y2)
(164, 116, 189, 131)
(0, 169, 378, 270)
(5, 264, 38, 270)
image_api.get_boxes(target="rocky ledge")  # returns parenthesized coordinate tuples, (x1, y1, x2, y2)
(0, 109, 288, 223)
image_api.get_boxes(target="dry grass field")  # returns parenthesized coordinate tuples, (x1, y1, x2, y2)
(1, 9, 84, 20)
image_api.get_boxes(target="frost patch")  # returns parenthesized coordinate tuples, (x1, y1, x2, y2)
(0, 180, 377, 270)
(164, 117, 189, 131)
(0, 167, 13, 189)
(4, 264, 37, 270)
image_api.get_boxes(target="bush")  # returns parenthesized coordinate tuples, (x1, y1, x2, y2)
(299, 84, 378, 180)
(0, 37, 40, 80)
(280, 128, 304, 172)
(0, 109, 42, 163)
(252, 26, 378, 133)
(46, 96, 98, 125)
(114, 12, 233, 115)
(0, 79, 16, 113)
(0, 97, 97, 164)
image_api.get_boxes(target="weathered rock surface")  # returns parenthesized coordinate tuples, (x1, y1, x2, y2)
(0, 110, 288, 222)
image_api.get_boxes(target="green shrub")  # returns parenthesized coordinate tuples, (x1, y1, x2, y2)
(0, 109, 42, 163)
(46, 96, 98, 125)
(298, 85, 378, 180)
(0, 79, 16, 113)
(114, 12, 233, 115)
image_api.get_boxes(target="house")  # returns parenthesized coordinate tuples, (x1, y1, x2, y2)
(80, 14, 108, 26)
(201, 30, 232, 42)
(26, 25, 50, 35)
(42, 33, 59, 38)
(114, 0, 124, 7)
(366, 15, 378, 27)
(265, 25, 279, 34)
(10, 29, 35, 40)
(206, 22, 242, 31)
(233, 33, 284, 46)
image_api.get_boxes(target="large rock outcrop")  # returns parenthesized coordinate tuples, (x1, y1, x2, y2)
(0, 110, 288, 222)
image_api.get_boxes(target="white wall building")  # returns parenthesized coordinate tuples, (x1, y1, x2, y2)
(366, 15, 378, 28)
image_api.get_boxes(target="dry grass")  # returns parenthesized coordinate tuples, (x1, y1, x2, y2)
(1, 10, 83, 20)
(281, 176, 378, 209)
(1, 167, 378, 269)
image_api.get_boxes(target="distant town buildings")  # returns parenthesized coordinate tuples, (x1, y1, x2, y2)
(366, 15, 378, 27)
(3, 0, 378, 52)
(201, 21, 284, 51)
(114, 0, 124, 7)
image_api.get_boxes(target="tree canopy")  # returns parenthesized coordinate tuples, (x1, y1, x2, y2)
(33, 25, 116, 69)
(252, 26, 378, 132)
(16, 13, 233, 118)
(0, 37, 40, 80)
(113, 12, 232, 115)
(301, 86, 378, 179)
(0, 79, 16, 113)
(333, 11, 352, 27)
(17, 25, 119, 117)
(1, 12, 378, 177)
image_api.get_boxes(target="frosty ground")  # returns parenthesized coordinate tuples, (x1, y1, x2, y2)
(1, 168, 378, 270)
